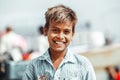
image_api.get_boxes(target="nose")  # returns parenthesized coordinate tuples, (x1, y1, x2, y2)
(57, 32, 64, 39)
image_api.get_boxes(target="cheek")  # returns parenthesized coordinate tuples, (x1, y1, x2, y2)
(48, 32, 56, 37)
(68, 34, 74, 40)
(48, 33, 56, 41)
(66, 36, 73, 43)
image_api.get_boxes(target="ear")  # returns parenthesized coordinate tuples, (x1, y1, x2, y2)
(43, 27, 48, 36)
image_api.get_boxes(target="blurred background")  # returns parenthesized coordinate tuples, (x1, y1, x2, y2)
(0, 0, 120, 80)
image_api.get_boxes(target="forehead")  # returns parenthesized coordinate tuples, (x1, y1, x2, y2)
(49, 20, 73, 29)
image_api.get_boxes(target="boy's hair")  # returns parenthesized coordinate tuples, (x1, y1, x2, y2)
(45, 5, 77, 33)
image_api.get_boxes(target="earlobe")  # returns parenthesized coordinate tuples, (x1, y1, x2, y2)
(43, 27, 47, 36)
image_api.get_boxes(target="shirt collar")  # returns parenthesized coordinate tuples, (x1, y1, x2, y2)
(64, 47, 76, 63)
(38, 48, 76, 64)
(38, 49, 51, 61)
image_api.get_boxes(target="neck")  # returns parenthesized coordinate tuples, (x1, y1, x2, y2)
(49, 48, 67, 62)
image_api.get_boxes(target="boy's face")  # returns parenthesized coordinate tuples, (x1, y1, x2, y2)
(44, 21, 74, 52)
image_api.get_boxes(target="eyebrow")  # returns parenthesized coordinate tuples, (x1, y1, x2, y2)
(51, 26, 58, 28)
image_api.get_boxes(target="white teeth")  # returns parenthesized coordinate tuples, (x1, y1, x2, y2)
(55, 41, 63, 44)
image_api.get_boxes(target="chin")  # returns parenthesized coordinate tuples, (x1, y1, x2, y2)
(54, 48, 66, 52)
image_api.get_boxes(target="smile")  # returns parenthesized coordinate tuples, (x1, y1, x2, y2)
(55, 41, 63, 44)
(53, 40, 65, 45)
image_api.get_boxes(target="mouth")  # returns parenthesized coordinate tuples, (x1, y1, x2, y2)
(56, 41, 63, 44)
(53, 40, 65, 45)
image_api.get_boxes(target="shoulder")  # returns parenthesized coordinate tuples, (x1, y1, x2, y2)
(28, 55, 43, 66)
(73, 53, 89, 62)
(68, 48, 92, 67)
(73, 53, 95, 75)
(73, 53, 92, 68)
(25, 55, 44, 69)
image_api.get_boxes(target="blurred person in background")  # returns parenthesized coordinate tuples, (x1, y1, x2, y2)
(0, 26, 28, 79)
(36, 26, 49, 54)
(29, 26, 49, 59)
(23, 4, 96, 80)
(0, 25, 28, 61)
(0, 29, 7, 38)
(22, 50, 34, 60)
(105, 66, 120, 80)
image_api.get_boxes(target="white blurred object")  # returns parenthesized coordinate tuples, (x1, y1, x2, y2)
(69, 45, 89, 54)
(35, 35, 49, 54)
(10, 48, 22, 61)
(91, 32, 105, 47)
(78, 31, 105, 47)
(0, 31, 28, 54)
(29, 51, 41, 60)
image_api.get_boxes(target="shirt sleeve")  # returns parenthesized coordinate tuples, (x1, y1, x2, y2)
(22, 62, 36, 80)
(84, 58, 96, 80)
(85, 64, 96, 80)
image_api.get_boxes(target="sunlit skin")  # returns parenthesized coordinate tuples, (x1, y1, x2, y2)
(44, 21, 74, 70)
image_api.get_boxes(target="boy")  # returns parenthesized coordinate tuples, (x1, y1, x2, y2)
(22, 5, 96, 80)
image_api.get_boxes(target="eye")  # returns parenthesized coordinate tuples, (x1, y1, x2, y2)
(64, 30, 70, 34)
(52, 29, 59, 33)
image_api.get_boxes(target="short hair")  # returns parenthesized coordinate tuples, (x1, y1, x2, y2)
(45, 5, 77, 33)
(6, 26, 13, 32)
(38, 26, 44, 35)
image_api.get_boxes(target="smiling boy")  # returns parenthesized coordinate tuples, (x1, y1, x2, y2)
(22, 5, 96, 80)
